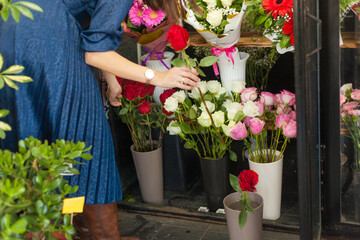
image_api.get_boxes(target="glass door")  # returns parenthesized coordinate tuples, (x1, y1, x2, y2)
(294, 0, 322, 239)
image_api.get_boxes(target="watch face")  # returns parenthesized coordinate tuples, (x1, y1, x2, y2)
(145, 69, 155, 79)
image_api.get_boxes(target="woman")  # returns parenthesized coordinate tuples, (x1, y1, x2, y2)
(0, 0, 196, 239)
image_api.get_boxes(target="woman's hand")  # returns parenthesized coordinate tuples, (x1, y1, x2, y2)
(153, 66, 200, 90)
(106, 84, 122, 107)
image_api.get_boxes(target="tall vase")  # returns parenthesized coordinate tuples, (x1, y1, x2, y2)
(141, 52, 175, 104)
(248, 150, 283, 220)
(130, 142, 163, 204)
(217, 49, 249, 95)
(223, 192, 263, 240)
(199, 155, 230, 212)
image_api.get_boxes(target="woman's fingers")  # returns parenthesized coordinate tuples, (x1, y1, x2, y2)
(179, 66, 200, 77)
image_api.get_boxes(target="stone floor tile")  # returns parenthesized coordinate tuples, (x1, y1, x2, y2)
(152, 224, 206, 240)
(201, 231, 229, 240)
(262, 230, 300, 240)
(207, 224, 229, 234)
(119, 213, 163, 240)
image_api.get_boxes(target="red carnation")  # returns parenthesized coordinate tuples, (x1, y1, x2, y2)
(160, 89, 176, 105)
(167, 25, 189, 51)
(282, 12, 294, 46)
(137, 99, 151, 114)
(238, 170, 258, 192)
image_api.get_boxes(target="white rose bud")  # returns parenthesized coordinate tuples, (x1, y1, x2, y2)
(231, 80, 246, 93)
(242, 101, 260, 117)
(198, 111, 211, 127)
(212, 111, 225, 127)
(188, 88, 201, 100)
(206, 9, 223, 28)
(340, 83, 353, 95)
(227, 102, 243, 120)
(198, 81, 208, 94)
(203, 0, 217, 7)
(215, 87, 227, 98)
(164, 96, 179, 113)
(222, 120, 236, 136)
(221, 0, 234, 7)
(200, 101, 215, 113)
(207, 80, 221, 94)
(167, 121, 181, 135)
(172, 90, 186, 103)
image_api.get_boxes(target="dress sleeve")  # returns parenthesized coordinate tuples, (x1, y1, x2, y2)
(80, 0, 133, 52)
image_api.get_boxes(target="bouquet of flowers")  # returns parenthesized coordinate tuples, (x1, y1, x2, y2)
(340, 83, 360, 171)
(245, 0, 294, 54)
(229, 170, 259, 228)
(115, 78, 168, 152)
(228, 87, 297, 162)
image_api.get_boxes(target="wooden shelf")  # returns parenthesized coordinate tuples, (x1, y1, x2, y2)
(189, 31, 359, 49)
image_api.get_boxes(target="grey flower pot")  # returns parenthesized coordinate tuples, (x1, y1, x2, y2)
(130, 142, 163, 204)
(223, 192, 263, 240)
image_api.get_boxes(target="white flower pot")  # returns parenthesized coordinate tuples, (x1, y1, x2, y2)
(217, 49, 249, 95)
(248, 150, 283, 220)
(141, 51, 175, 104)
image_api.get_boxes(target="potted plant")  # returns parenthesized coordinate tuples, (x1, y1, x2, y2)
(224, 170, 263, 240)
(228, 87, 297, 220)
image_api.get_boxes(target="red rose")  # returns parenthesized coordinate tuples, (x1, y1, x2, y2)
(116, 76, 123, 85)
(162, 107, 173, 116)
(136, 83, 147, 98)
(167, 25, 189, 51)
(238, 170, 258, 192)
(124, 86, 137, 101)
(137, 99, 151, 114)
(160, 89, 176, 105)
(147, 85, 155, 96)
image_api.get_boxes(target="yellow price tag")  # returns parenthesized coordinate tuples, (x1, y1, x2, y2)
(62, 197, 85, 214)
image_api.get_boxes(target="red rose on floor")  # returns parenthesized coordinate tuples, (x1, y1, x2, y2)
(282, 12, 294, 46)
(160, 89, 176, 104)
(167, 25, 189, 51)
(137, 99, 151, 114)
(238, 170, 258, 192)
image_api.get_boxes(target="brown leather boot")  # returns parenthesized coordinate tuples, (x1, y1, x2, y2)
(83, 203, 140, 240)
(73, 214, 95, 240)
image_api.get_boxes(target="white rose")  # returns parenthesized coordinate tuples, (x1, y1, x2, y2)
(188, 88, 201, 99)
(212, 111, 225, 127)
(203, 0, 217, 7)
(198, 111, 211, 127)
(340, 83, 353, 95)
(200, 101, 215, 113)
(221, 0, 234, 7)
(215, 87, 227, 98)
(207, 80, 221, 94)
(191, 105, 199, 112)
(164, 96, 179, 112)
(198, 81, 208, 94)
(242, 101, 259, 117)
(222, 120, 236, 136)
(231, 80, 246, 93)
(222, 100, 233, 111)
(206, 9, 223, 28)
(227, 102, 243, 120)
(172, 90, 186, 103)
(167, 121, 181, 135)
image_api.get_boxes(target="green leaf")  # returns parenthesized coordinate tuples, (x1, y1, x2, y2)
(179, 122, 191, 134)
(171, 58, 186, 67)
(0, 109, 10, 118)
(0, 78, 4, 89)
(247, 206, 254, 213)
(229, 150, 237, 162)
(14, 5, 34, 20)
(2, 65, 24, 74)
(0, 121, 12, 131)
(5, 75, 32, 83)
(119, 108, 128, 115)
(0, 54, 3, 70)
(233, 111, 245, 122)
(45, 177, 62, 192)
(189, 58, 197, 68)
(1, 6, 9, 21)
(35, 200, 45, 215)
(80, 153, 92, 160)
(67, 150, 82, 159)
(238, 209, 247, 229)
(189, 108, 197, 119)
(16, 1, 44, 12)
(184, 141, 194, 149)
(3, 76, 19, 90)
(280, 35, 291, 49)
(10, 219, 27, 233)
(264, 17, 272, 29)
(199, 56, 218, 67)
(255, 15, 268, 25)
(196, 67, 206, 77)
(229, 174, 242, 192)
(0, 129, 5, 139)
(63, 214, 71, 226)
(9, 6, 20, 22)
(1, 214, 12, 230)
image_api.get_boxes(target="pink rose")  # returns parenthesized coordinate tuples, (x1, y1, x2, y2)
(343, 102, 358, 112)
(294, 103, 296, 112)
(275, 93, 281, 104)
(241, 88, 258, 102)
(229, 122, 248, 140)
(260, 92, 275, 106)
(243, 117, 253, 127)
(341, 110, 346, 118)
(283, 120, 297, 138)
(340, 94, 347, 106)
(249, 118, 265, 135)
(276, 113, 291, 128)
(288, 111, 296, 121)
(254, 101, 264, 116)
(351, 89, 360, 100)
(348, 109, 360, 116)
(280, 90, 296, 106)
(276, 103, 292, 115)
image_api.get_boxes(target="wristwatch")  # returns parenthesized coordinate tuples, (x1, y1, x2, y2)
(144, 69, 155, 85)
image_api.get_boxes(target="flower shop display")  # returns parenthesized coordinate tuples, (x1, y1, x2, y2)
(116, 77, 169, 204)
(228, 87, 297, 220)
(185, 0, 249, 93)
(224, 170, 263, 240)
(124, 0, 175, 104)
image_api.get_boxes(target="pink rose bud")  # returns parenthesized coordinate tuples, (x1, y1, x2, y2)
(243, 117, 253, 127)
(276, 113, 291, 128)
(241, 87, 258, 102)
(340, 94, 347, 106)
(254, 101, 264, 116)
(283, 120, 297, 138)
(276, 103, 291, 115)
(351, 89, 360, 101)
(250, 118, 265, 135)
(230, 122, 248, 140)
(280, 90, 296, 106)
(260, 92, 275, 106)
(288, 111, 296, 121)
(343, 102, 358, 112)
